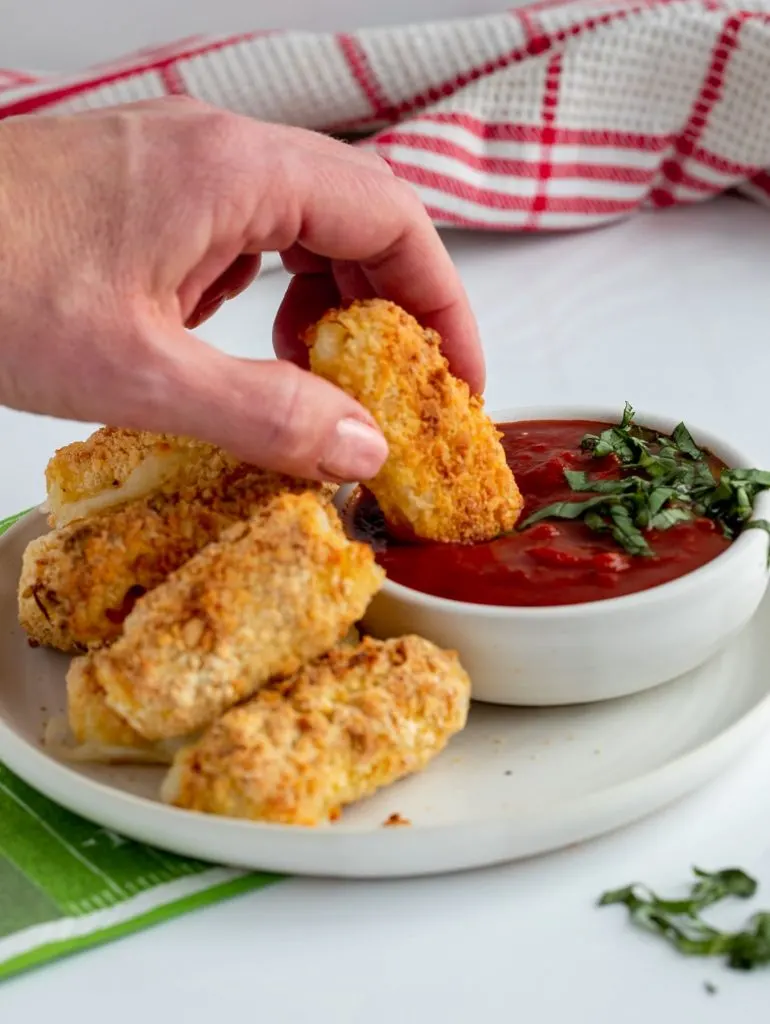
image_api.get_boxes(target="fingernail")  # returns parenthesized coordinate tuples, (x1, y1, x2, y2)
(320, 418, 388, 481)
(186, 296, 225, 329)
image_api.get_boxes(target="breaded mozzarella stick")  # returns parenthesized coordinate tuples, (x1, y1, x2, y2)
(19, 465, 336, 652)
(162, 635, 471, 825)
(45, 427, 234, 527)
(305, 299, 523, 544)
(73, 492, 384, 741)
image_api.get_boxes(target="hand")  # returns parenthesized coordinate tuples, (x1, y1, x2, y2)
(0, 98, 483, 481)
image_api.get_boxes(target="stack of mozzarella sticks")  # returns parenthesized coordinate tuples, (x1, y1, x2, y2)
(18, 300, 523, 827)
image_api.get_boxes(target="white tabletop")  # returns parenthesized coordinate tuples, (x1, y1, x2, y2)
(2, 197, 770, 1020)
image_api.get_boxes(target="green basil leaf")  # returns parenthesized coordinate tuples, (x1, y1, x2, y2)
(692, 867, 757, 904)
(519, 496, 612, 529)
(671, 422, 704, 460)
(598, 867, 770, 972)
(609, 504, 652, 556)
(620, 401, 635, 429)
(649, 507, 693, 531)
(532, 406, 770, 560)
(563, 470, 632, 495)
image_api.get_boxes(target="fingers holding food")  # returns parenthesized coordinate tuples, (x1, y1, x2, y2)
(305, 299, 522, 544)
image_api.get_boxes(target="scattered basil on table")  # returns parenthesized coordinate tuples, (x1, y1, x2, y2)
(599, 867, 770, 971)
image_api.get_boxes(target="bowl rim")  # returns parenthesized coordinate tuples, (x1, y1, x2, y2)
(363, 404, 770, 619)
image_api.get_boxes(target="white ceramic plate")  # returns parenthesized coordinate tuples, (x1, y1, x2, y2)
(2, 510, 769, 878)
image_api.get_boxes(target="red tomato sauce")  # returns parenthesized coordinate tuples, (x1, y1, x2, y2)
(347, 419, 731, 607)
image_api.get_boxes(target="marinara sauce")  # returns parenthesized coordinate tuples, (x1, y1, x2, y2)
(347, 419, 731, 607)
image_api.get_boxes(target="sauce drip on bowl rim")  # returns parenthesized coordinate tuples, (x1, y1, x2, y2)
(346, 419, 733, 608)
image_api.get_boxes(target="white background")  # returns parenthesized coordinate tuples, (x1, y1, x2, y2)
(2, 2, 770, 1021)
(3, 0, 508, 71)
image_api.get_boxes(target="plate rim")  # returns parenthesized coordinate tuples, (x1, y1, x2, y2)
(3, 659, 770, 840)
(3, 508, 770, 875)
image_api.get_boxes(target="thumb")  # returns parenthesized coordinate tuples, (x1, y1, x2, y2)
(125, 339, 388, 482)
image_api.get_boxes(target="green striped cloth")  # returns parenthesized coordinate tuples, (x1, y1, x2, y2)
(0, 511, 280, 981)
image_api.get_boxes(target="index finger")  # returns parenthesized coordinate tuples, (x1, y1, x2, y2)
(232, 123, 485, 392)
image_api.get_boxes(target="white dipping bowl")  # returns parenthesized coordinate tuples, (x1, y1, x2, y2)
(357, 406, 770, 706)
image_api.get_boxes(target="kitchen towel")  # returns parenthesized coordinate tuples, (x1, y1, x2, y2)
(1, 0, 770, 230)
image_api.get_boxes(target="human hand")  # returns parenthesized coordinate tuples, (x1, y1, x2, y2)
(0, 98, 483, 481)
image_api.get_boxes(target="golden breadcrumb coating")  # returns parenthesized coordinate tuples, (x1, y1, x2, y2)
(39, 657, 182, 764)
(19, 465, 336, 652)
(76, 492, 384, 742)
(68, 655, 148, 749)
(161, 635, 471, 825)
(62, 654, 185, 763)
(304, 298, 523, 544)
(45, 427, 237, 527)
(54, 618, 362, 767)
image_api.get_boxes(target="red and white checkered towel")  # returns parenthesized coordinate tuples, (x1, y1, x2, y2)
(3, 0, 770, 231)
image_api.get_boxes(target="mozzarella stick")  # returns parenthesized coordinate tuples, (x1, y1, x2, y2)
(305, 298, 523, 543)
(19, 465, 336, 652)
(72, 492, 384, 742)
(161, 635, 471, 825)
(47, 656, 184, 764)
(45, 427, 235, 527)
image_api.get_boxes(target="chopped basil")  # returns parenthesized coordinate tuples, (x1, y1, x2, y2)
(701, 469, 770, 538)
(671, 421, 703, 460)
(648, 507, 692, 531)
(582, 401, 637, 461)
(519, 405, 770, 557)
(599, 868, 770, 971)
(519, 496, 612, 528)
(608, 504, 651, 556)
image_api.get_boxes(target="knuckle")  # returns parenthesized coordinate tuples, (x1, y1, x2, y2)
(196, 108, 243, 161)
(392, 173, 423, 207)
(155, 94, 207, 112)
(141, 95, 205, 114)
(172, 107, 244, 179)
(151, 108, 249, 214)
(367, 151, 395, 176)
(194, 116, 264, 214)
